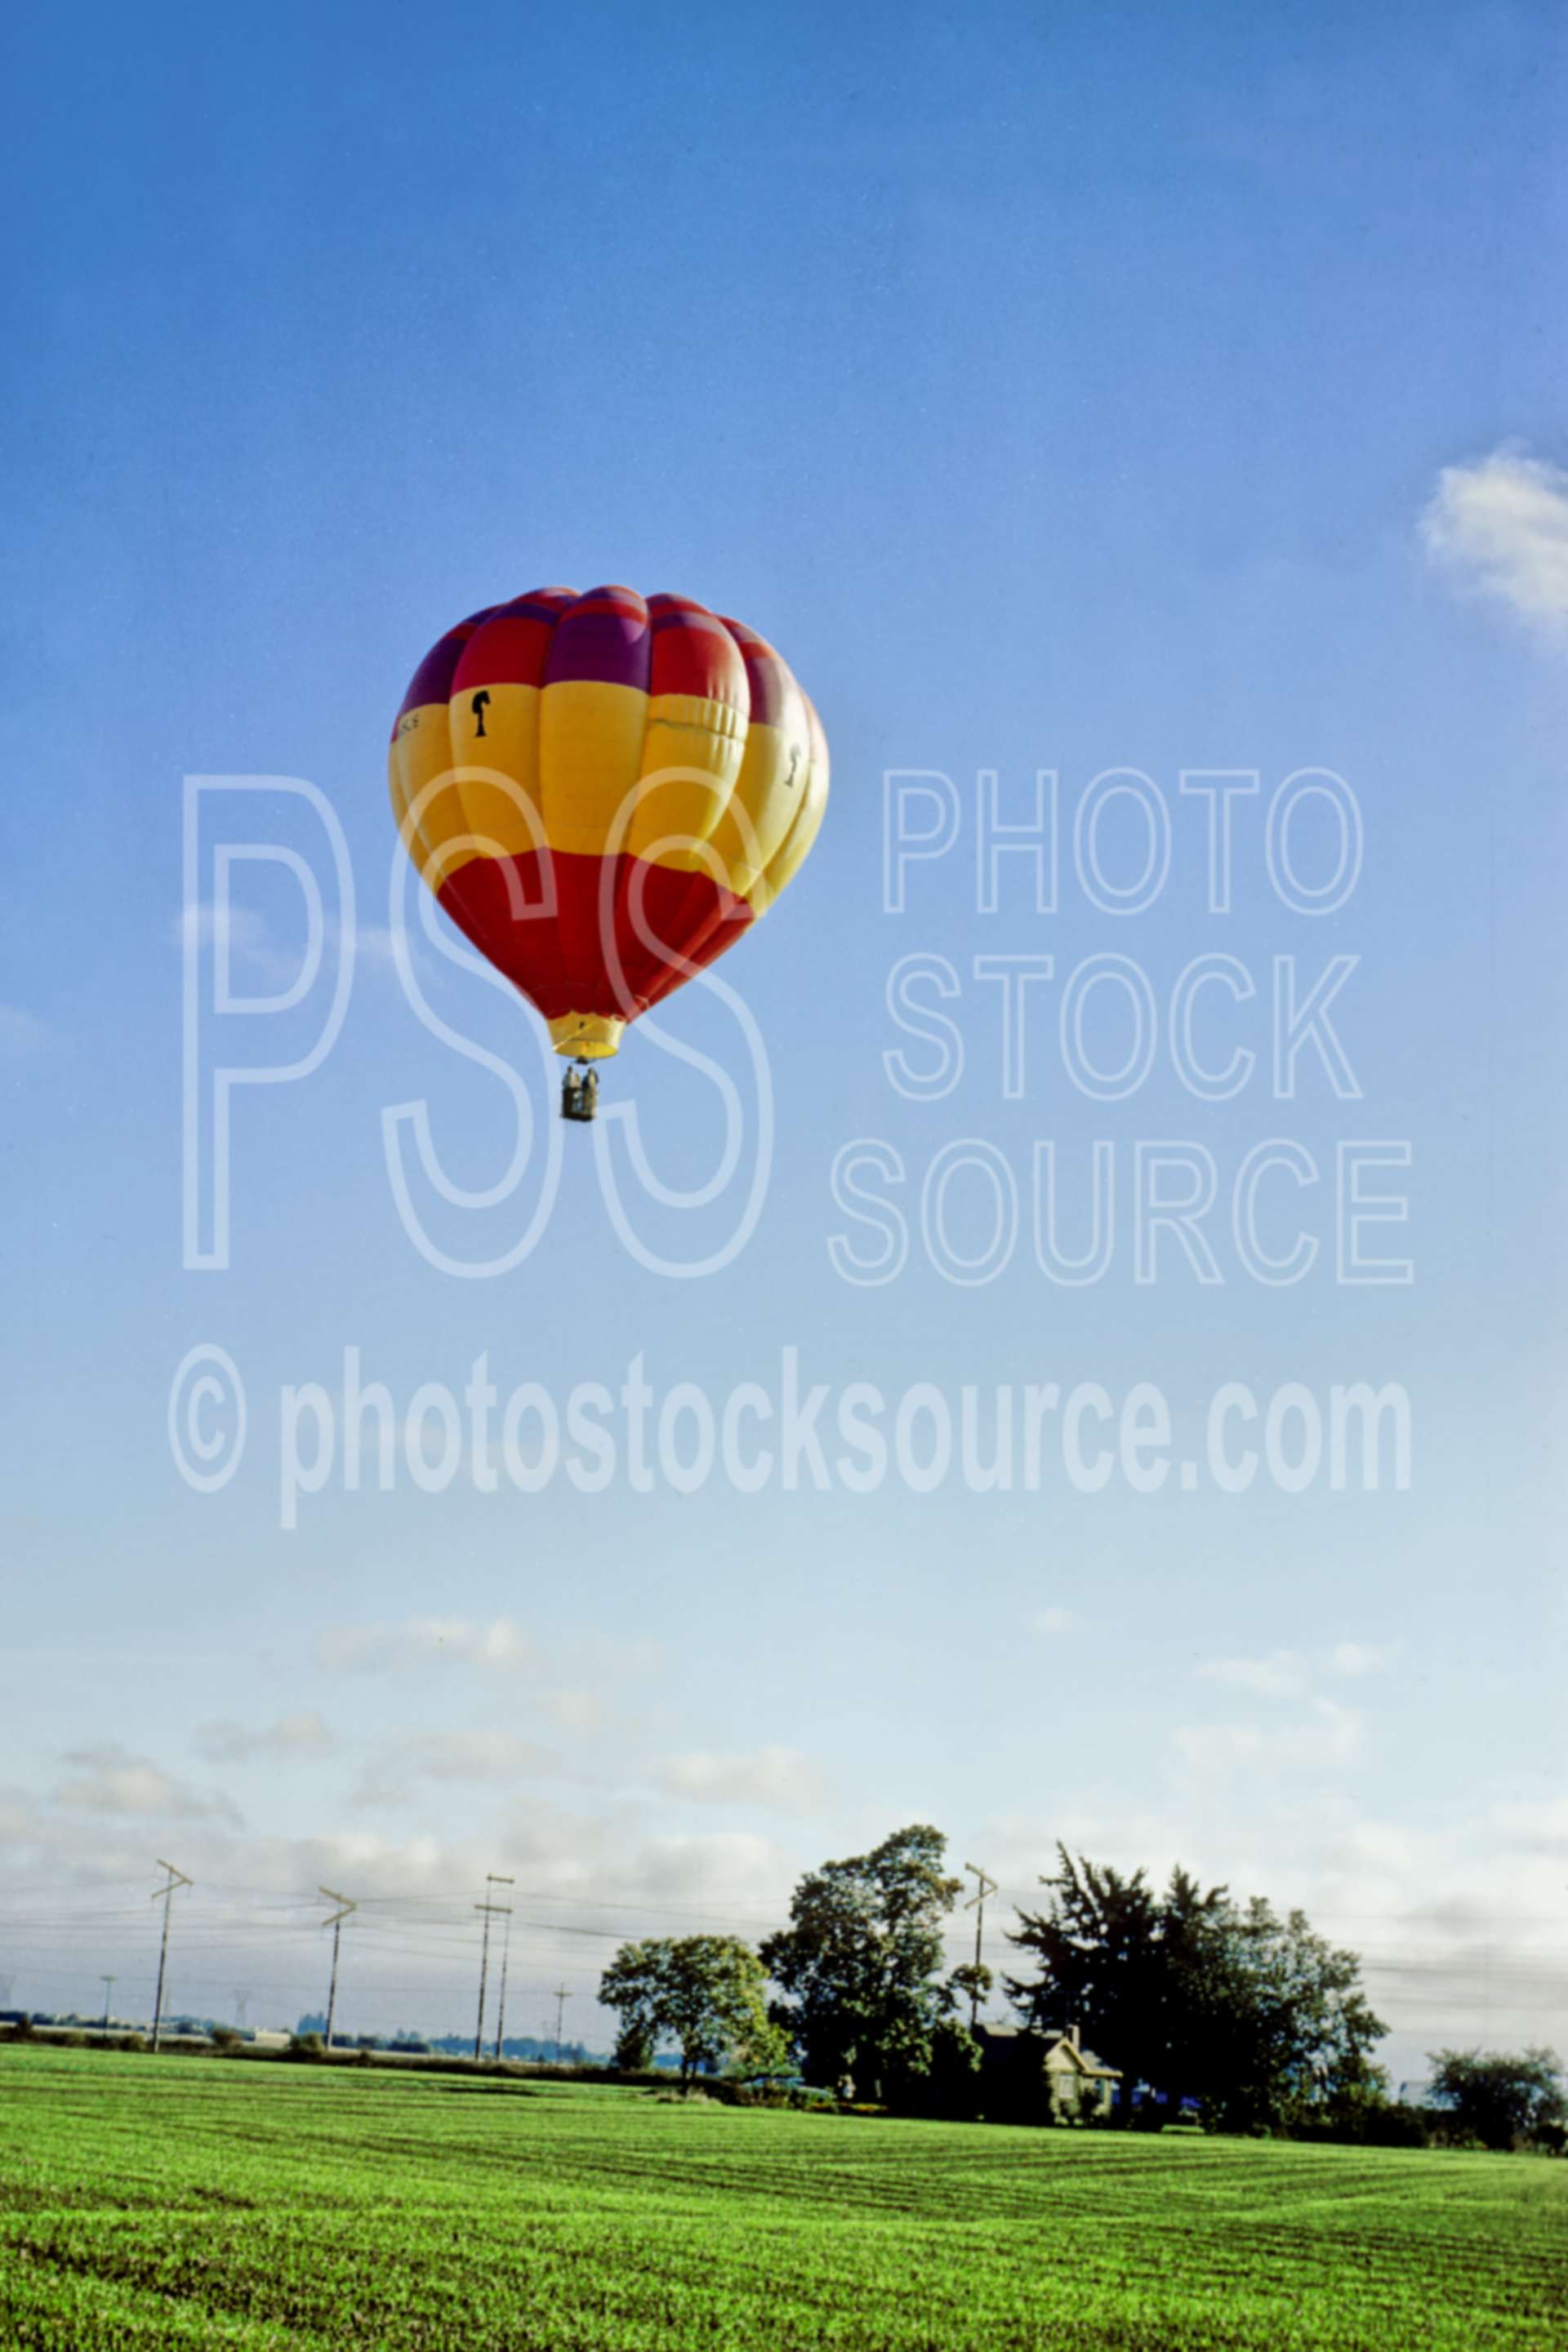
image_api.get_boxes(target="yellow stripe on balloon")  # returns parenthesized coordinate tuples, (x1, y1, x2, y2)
(703, 717, 811, 898)
(390, 705, 471, 889)
(448, 682, 547, 865)
(392, 644, 828, 910)
(623, 693, 747, 867)
(749, 697, 830, 915)
(538, 679, 650, 858)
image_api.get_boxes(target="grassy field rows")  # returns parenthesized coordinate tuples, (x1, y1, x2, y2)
(0, 2045, 1563, 2349)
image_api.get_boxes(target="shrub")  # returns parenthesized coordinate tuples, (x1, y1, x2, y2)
(1429, 2048, 1566, 2153)
(615, 2024, 657, 2073)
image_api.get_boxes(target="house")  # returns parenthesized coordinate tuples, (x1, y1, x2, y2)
(973, 2020, 1124, 2123)
(1040, 2023, 1122, 2118)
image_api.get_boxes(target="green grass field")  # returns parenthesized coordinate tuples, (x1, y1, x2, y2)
(0, 2045, 1563, 2350)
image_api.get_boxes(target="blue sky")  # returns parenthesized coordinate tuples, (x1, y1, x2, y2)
(2, 2, 1566, 2074)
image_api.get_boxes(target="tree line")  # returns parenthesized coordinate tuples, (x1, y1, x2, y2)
(598, 1824, 1566, 2147)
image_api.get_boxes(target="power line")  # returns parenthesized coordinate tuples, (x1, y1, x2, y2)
(149, 1860, 192, 2051)
(492, 1889, 517, 2062)
(473, 1876, 513, 2062)
(319, 1888, 356, 2049)
(963, 1861, 998, 2031)
(5, 1868, 1566, 2053)
(7, 1900, 1565, 1987)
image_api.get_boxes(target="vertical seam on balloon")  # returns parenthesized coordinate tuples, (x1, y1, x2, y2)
(643, 613, 751, 1006)
(756, 702, 824, 915)
(608, 650, 661, 1018)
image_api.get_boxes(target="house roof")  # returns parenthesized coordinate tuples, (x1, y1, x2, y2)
(974, 2022, 1123, 2079)
(1041, 2032, 1122, 2080)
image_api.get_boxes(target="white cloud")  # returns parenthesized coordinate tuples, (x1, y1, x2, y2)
(192, 1714, 335, 1764)
(172, 902, 278, 960)
(172, 902, 404, 994)
(0, 1004, 60, 1060)
(350, 1731, 565, 1811)
(1329, 1642, 1390, 1680)
(661, 1745, 826, 1812)
(170, 900, 323, 994)
(543, 1688, 609, 1733)
(1028, 1607, 1076, 1637)
(621, 1830, 792, 1909)
(0, 1786, 38, 1844)
(412, 1733, 562, 1784)
(1171, 1697, 1364, 1776)
(1181, 1647, 1382, 1778)
(1487, 1793, 1568, 1859)
(1193, 1644, 1390, 1699)
(53, 1745, 242, 1824)
(320, 1617, 538, 1675)
(1422, 445, 1568, 637)
(351, 923, 401, 964)
(1194, 1650, 1307, 1699)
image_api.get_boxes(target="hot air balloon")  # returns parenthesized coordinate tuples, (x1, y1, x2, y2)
(389, 586, 828, 1120)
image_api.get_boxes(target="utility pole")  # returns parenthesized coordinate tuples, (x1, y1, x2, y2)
(234, 1990, 250, 2032)
(150, 1861, 192, 2051)
(320, 1888, 356, 2051)
(473, 1876, 514, 2062)
(100, 1976, 115, 2034)
(552, 1983, 572, 2064)
(963, 1861, 998, 2031)
(492, 1885, 518, 2062)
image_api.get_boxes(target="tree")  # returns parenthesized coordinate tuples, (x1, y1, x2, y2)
(612, 2017, 656, 2074)
(1008, 1846, 1387, 2130)
(947, 1961, 993, 2027)
(761, 1824, 961, 2103)
(599, 1942, 665, 2072)
(599, 1936, 785, 2087)
(1005, 1850, 1169, 2099)
(1218, 1896, 1388, 2132)
(924, 2014, 983, 2115)
(1428, 2048, 1566, 2151)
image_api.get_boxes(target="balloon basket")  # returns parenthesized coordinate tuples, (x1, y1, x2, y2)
(561, 1062, 599, 1124)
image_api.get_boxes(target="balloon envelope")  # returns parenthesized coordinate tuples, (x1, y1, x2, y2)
(389, 586, 828, 1058)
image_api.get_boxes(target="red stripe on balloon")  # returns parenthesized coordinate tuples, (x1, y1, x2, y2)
(394, 606, 499, 727)
(546, 588, 652, 692)
(647, 595, 750, 709)
(434, 848, 747, 1026)
(453, 588, 577, 693)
